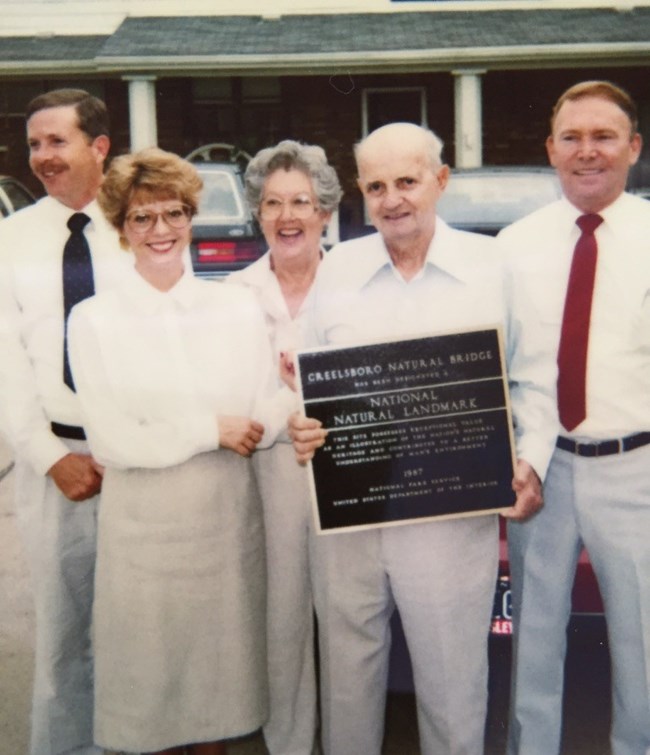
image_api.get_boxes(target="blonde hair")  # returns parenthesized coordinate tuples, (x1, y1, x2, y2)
(99, 147, 203, 245)
(551, 80, 638, 135)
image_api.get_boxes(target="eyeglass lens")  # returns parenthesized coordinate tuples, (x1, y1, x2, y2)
(260, 195, 316, 220)
(126, 206, 191, 232)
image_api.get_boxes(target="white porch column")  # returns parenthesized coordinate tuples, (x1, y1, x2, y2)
(452, 69, 485, 168)
(124, 76, 158, 151)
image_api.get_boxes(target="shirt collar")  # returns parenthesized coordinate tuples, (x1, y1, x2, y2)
(122, 257, 201, 315)
(597, 192, 639, 237)
(560, 192, 632, 236)
(350, 218, 470, 288)
(47, 196, 99, 224)
(80, 199, 111, 230)
(347, 234, 396, 289)
(236, 250, 276, 290)
(424, 218, 477, 284)
(238, 252, 287, 320)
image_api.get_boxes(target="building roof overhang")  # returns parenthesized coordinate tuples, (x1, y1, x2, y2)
(1, 9, 649, 77)
(0, 36, 109, 76)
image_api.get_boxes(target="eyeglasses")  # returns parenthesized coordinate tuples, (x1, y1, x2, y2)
(259, 194, 319, 221)
(125, 205, 192, 234)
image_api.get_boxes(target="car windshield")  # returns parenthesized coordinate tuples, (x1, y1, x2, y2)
(437, 172, 561, 227)
(195, 169, 247, 223)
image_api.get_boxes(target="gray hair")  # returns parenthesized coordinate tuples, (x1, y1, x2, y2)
(245, 139, 343, 215)
(354, 123, 444, 170)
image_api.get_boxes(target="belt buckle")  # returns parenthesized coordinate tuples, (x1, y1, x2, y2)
(589, 438, 622, 457)
(576, 440, 596, 457)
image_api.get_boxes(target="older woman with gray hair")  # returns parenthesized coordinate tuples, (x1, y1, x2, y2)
(228, 139, 342, 755)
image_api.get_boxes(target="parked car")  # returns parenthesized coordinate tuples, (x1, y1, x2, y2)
(0, 175, 35, 218)
(438, 167, 603, 634)
(186, 143, 265, 279)
(437, 166, 562, 236)
(630, 186, 650, 201)
(491, 522, 604, 636)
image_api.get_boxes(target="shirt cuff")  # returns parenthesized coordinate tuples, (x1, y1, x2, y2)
(259, 386, 300, 448)
(515, 434, 555, 484)
(187, 412, 220, 454)
(26, 428, 72, 477)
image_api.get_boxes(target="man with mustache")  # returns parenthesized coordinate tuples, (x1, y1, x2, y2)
(500, 81, 650, 755)
(0, 89, 130, 755)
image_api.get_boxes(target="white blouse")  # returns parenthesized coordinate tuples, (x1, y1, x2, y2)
(227, 250, 321, 379)
(69, 266, 291, 469)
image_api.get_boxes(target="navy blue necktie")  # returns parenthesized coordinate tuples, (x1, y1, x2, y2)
(63, 212, 94, 391)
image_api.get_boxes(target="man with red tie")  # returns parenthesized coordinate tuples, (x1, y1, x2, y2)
(499, 81, 650, 755)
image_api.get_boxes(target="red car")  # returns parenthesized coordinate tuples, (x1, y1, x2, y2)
(491, 515, 604, 635)
(186, 144, 265, 279)
(388, 517, 604, 692)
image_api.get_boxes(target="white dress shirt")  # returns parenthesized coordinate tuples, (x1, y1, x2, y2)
(227, 251, 319, 442)
(68, 266, 290, 469)
(498, 193, 650, 439)
(313, 219, 558, 479)
(228, 250, 321, 373)
(0, 196, 131, 474)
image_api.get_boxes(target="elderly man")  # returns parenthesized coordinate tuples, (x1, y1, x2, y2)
(500, 81, 650, 755)
(0, 90, 130, 755)
(290, 122, 557, 755)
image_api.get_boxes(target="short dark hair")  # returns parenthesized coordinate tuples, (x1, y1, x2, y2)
(550, 80, 638, 135)
(26, 88, 110, 140)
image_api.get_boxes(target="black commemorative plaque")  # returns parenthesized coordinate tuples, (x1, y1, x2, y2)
(296, 327, 516, 532)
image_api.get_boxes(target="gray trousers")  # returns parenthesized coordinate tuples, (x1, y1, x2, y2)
(253, 444, 317, 755)
(311, 513, 498, 755)
(507, 444, 650, 755)
(14, 439, 102, 755)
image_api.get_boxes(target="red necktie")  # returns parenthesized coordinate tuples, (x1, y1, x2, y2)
(557, 213, 603, 431)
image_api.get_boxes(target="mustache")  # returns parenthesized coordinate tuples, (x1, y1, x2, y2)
(33, 159, 66, 173)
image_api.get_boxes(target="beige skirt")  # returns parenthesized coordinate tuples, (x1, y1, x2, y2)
(93, 450, 268, 752)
